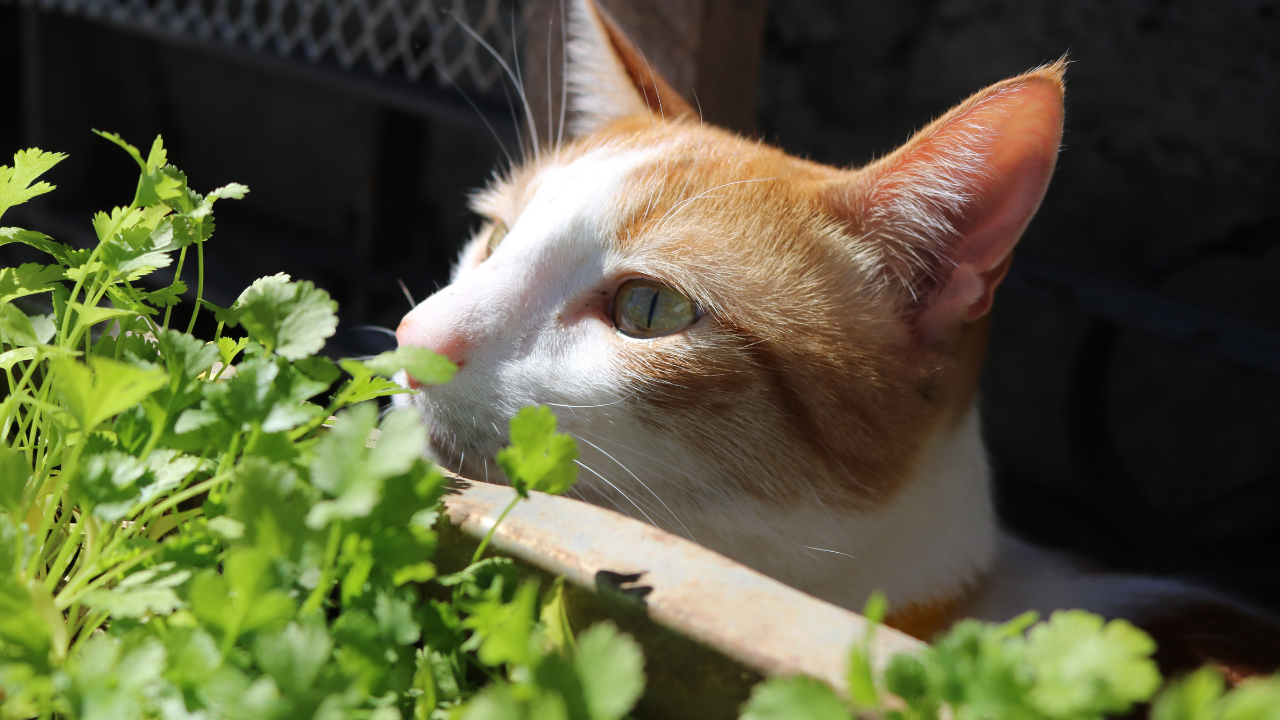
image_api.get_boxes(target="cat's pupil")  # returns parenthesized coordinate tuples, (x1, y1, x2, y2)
(613, 278, 697, 338)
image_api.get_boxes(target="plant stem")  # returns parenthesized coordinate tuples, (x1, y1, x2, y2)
(470, 496, 520, 565)
(185, 242, 205, 334)
(162, 245, 188, 330)
(301, 521, 344, 616)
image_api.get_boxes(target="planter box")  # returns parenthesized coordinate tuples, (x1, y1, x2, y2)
(436, 480, 923, 719)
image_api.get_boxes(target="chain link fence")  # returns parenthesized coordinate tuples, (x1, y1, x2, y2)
(5, 0, 524, 95)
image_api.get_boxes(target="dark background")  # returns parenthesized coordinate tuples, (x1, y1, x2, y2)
(2, 0, 1278, 610)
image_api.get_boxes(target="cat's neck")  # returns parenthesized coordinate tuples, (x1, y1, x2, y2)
(676, 405, 998, 619)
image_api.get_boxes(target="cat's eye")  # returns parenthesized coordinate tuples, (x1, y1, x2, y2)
(485, 221, 508, 257)
(613, 278, 698, 338)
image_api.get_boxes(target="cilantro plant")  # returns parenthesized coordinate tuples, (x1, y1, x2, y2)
(0, 138, 646, 720)
(741, 593, 1280, 720)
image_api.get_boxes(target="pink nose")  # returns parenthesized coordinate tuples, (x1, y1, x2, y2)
(396, 312, 468, 385)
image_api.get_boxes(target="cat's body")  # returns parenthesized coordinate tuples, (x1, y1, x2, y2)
(396, 0, 1280, 678)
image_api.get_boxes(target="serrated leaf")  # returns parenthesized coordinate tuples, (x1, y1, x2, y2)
(189, 548, 295, 649)
(0, 227, 73, 264)
(51, 356, 169, 433)
(69, 450, 153, 521)
(575, 622, 645, 720)
(66, 302, 137, 331)
(465, 579, 540, 668)
(740, 676, 849, 720)
(0, 262, 64, 304)
(306, 405, 426, 528)
(185, 182, 249, 220)
(223, 274, 337, 359)
(216, 336, 249, 369)
(336, 359, 412, 404)
(145, 280, 187, 307)
(363, 345, 457, 385)
(83, 562, 190, 618)
(0, 148, 67, 218)
(495, 406, 579, 498)
(1024, 610, 1160, 718)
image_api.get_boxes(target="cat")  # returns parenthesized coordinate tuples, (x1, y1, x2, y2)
(395, 0, 1280, 678)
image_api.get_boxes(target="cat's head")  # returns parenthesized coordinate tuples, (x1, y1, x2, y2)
(396, 0, 1063, 536)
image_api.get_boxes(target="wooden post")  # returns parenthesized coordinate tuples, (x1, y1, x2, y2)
(522, 0, 769, 142)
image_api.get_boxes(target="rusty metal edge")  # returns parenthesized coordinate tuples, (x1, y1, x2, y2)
(441, 480, 923, 696)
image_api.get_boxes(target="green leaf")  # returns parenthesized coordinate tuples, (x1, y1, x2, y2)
(464, 579, 541, 669)
(223, 274, 337, 359)
(363, 345, 457, 385)
(306, 406, 427, 528)
(863, 590, 888, 625)
(0, 575, 54, 671)
(575, 621, 645, 720)
(63, 632, 167, 720)
(69, 450, 153, 522)
(0, 302, 40, 348)
(83, 562, 190, 618)
(100, 216, 190, 278)
(0, 148, 67, 219)
(0, 262, 64, 304)
(253, 620, 333, 700)
(883, 654, 932, 710)
(66, 302, 136, 330)
(335, 359, 412, 404)
(51, 356, 169, 433)
(187, 183, 249, 219)
(145, 280, 187, 307)
(227, 458, 316, 563)
(93, 130, 146, 170)
(495, 406, 579, 498)
(216, 335, 249, 369)
(1216, 675, 1280, 720)
(740, 676, 850, 720)
(188, 548, 296, 649)
(0, 443, 33, 518)
(1024, 610, 1160, 718)
(847, 645, 879, 710)
(0, 227, 73, 264)
(1152, 666, 1225, 720)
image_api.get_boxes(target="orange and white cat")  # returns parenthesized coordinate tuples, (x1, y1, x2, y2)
(396, 0, 1280, 677)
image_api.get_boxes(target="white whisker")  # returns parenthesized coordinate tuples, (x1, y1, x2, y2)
(574, 434, 697, 542)
(574, 459, 661, 529)
(454, 15, 541, 164)
(397, 278, 416, 308)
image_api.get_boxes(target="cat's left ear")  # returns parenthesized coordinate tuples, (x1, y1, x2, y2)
(830, 61, 1066, 346)
(564, 0, 696, 136)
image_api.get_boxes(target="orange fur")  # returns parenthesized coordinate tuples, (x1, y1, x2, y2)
(397, 0, 1280, 679)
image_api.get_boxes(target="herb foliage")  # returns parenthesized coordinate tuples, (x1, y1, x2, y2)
(742, 593, 1280, 720)
(2, 137, 1277, 720)
(0, 138, 643, 720)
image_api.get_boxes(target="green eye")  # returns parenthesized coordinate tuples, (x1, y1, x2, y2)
(613, 278, 699, 338)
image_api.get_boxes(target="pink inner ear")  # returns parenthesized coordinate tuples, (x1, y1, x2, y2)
(858, 67, 1065, 337)
(944, 81, 1064, 291)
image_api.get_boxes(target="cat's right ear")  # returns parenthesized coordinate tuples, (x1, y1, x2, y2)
(827, 61, 1066, 348)
(565, 0, 695, 136)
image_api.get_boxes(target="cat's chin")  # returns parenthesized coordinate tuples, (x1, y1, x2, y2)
(425, 425, 503, 485)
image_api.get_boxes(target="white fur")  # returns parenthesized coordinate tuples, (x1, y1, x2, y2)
(660, 406, 998, 613)
(565, 0, 650, 136)
(397, 144, 663, 478)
